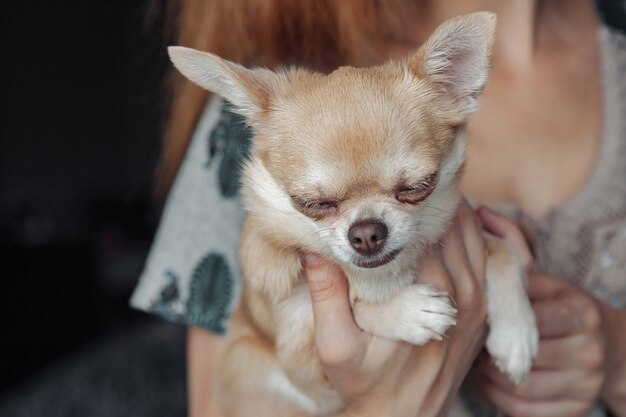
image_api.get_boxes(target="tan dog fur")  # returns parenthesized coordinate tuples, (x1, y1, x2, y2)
(169, 12, 539, 416)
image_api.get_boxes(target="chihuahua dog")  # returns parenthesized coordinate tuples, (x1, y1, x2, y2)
(170, 12, 538, 417)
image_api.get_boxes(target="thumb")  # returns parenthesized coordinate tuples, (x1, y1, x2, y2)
(303, 253, 366, 361)
(477, 205, 534, 273)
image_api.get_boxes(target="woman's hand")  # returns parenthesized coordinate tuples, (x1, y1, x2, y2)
(303, 200, 489, 417)
(479, 273, 626, 417)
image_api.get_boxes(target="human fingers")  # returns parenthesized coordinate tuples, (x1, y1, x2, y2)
(429, 226, 488, 357)
(529, 277, 603, 336)
(439, 218, 485, 313)
(303, 253, 368, 365)
(416, 202, 484, 303)
(477, 205, 534, 273)
(457, 200, 487, 285)
(417, 246, 456, 298)
(481, 359, 575, 401)
(527, 272, 569, 301)
(483, 359, 602, 404)
(533, 297, 586, 339)
(532, 334, 599, 370)
(483, 380, 589, 417)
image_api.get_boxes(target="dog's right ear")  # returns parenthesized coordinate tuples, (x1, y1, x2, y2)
(168, 46, 278, 120)
(409, 12, 496, 121)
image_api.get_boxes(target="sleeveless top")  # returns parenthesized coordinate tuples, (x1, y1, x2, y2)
(503, 25, 626, 309)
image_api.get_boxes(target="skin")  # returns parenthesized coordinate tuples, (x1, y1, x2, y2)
(187, 0, 626, 416)
(478, 208, 626, 417)
(308, 201, 490, 417)
(187, 329, 225, 417)
(388, 0, 626, 415)
(479, 274, 626, 417)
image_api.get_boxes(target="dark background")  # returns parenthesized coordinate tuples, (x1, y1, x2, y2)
(0, 1, 187, 414)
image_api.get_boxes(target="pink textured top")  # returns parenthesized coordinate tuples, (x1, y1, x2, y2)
(502, 27, 626, 310)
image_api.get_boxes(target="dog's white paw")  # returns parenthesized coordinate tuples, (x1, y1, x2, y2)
(395, 285, 457, 346)
(486, 301, 539, 385)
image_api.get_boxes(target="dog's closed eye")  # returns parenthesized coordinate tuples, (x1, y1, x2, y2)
(395, 172, 438, 205)
(291, 196, 339, 219)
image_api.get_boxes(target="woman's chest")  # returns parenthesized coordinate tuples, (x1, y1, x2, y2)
(456, 43, 626, 306)
(459, 59, 603, 222)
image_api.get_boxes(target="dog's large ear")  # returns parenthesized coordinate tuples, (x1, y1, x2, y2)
(168, 46, 278, 120)
(410, 12, 496, 119)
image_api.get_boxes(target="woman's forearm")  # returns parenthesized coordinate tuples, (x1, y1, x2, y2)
(187, 327, 226, 417)
(601, 306, 626, 416)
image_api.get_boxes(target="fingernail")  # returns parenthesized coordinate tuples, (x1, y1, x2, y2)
(302, 252, 322, 267)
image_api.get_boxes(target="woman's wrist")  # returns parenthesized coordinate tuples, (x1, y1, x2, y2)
(600, 304, 626, 415)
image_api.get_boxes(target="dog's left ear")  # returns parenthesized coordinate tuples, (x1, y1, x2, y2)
(410, 12, 496, 120)
(168, 46, 279, 120)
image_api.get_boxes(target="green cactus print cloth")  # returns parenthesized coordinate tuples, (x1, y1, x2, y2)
(130, 97, 251, 334)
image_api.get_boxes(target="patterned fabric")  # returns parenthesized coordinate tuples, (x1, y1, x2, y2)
(148, 254, 235, 334)
(130, 97, 250, 334)
(207, 106, 252, 198)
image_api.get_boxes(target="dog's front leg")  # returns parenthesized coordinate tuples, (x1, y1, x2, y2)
(352, 284, 457, 346)
(484, 236, 539, 384)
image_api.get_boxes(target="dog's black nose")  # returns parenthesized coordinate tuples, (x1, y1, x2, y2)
(348, 220, 388, 256)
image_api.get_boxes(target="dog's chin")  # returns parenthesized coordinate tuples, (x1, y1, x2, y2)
(352, 249, 401, 269)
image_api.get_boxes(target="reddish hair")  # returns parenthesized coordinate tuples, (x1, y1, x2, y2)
(157, 0, 404, 197)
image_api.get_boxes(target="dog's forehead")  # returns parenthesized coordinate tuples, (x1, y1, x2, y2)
(296, 72, 443, 166)
(275, 69, 435, 146)
(258, 65, 455, 196)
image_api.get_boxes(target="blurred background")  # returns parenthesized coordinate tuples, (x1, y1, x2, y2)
(0, 1, 187, 415)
